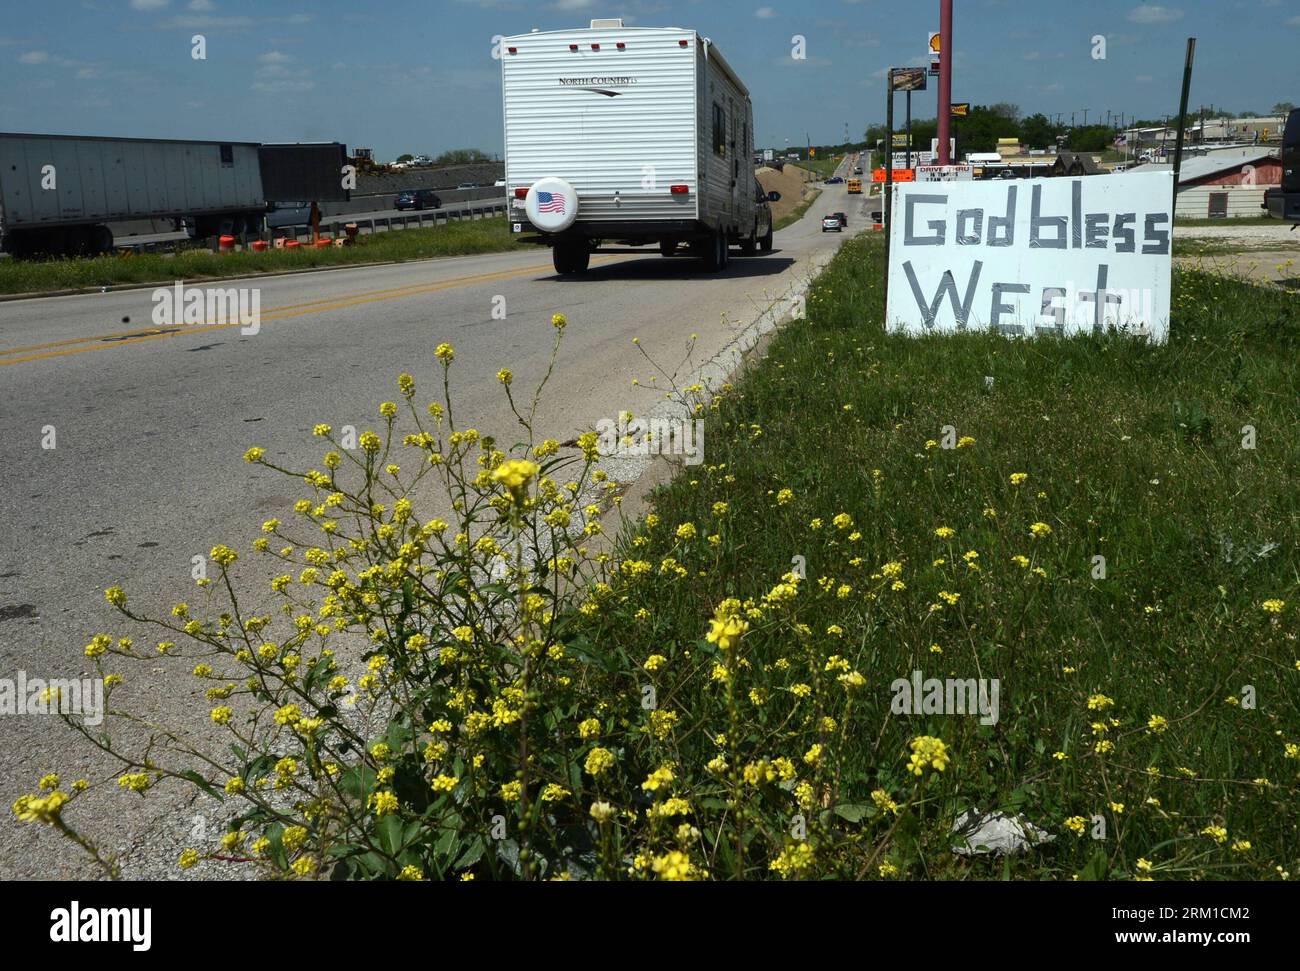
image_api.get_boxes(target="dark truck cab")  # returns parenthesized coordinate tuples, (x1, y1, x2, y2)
(1264, 108, 1300, 223)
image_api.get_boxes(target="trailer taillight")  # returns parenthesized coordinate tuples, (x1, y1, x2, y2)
(507, 47, 517, 54)
(616, 42, 626, 50)
(569, 44, 578, 51)
(514, 188, 528, 199)
(591, 43, 600, 50)
(679, 39, 688, 47)
(670, 185, 689, 195)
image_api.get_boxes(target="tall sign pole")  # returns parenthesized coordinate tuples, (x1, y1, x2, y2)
(1171, 37, 1196, 220)
(937, 0, 953, 164)
(883, 71, 895, 329)
(905, 89, 913, 169)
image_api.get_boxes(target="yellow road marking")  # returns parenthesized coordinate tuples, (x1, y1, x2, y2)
(1, 255, 625, 367)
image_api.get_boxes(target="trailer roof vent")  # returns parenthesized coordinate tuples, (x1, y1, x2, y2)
(590, 18, 624, 28)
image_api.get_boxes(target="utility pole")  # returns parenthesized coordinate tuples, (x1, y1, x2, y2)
(937, 0, 953, 165)
(1083, 108, 1090, 126)
(1172, 38, 1196, 220)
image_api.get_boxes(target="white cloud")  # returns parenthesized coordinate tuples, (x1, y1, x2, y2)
(1127, 5, 1184, 25)
(188, 0, 215, 9)
(755, 6, 777, 17)
(251, 78, 315, 93)
(258, 50, 293, 64)
(130, 0, 171, 9)
(19, 50, 50, 64)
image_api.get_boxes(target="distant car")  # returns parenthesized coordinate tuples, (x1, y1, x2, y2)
(825, 176, 844, 184)
(395, 189, 441, 211)
(853, 166, 864, 175)
(457, 182, 478, 190)
(494, 179, 506, 187)
(821, 215, 843, 233)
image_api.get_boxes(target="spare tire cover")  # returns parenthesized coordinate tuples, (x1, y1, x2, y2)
(526, 177, 579, 233)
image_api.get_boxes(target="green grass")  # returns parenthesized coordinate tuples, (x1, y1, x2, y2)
(0, 217, 525, 296)
(802, 156, 843, 180)
(773, 189, 823, 232)
(584, 234, 1300, 878)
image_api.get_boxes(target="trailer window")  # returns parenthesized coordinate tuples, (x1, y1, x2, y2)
(220, 144, 234, 167)
(713, 103, 726, 156)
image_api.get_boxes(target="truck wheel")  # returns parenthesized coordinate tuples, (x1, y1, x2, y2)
(92, 225, 114, 254)
(660, 240, 678, 257)
(759, 223, 773, 252)
(65, 228, 94, 257)
(702, 231, 726, 272)
(553, 242, 589, 275)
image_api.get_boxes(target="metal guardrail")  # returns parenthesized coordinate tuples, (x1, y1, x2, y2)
(115, 202, 510, 255)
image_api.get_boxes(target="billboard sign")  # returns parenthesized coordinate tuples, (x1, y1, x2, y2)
(890, 67, 928, 92)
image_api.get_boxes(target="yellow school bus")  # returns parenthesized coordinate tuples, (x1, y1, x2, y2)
(847, 178, 863, 194)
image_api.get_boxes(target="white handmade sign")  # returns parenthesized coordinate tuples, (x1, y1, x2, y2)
(886, 171, 1173, 342)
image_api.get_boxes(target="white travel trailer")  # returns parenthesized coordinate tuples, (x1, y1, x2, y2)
(501, 19, 780, 274)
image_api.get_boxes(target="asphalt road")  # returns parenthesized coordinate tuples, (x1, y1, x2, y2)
(0, 165, 866, 878)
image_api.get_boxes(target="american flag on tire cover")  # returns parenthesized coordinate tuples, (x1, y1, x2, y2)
(537, 191, 566, 214)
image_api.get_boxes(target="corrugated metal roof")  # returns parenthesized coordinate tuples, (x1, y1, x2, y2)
(1173, 149, 1279, 184)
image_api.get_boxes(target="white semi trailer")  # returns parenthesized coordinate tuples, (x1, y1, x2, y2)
(0, 134, 348, 257)
(501, 19, 780, 274)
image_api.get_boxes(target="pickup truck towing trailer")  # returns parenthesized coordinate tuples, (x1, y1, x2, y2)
(0, 134, 348, 257)
(501, 19, 778, 274)
(1264, 108, 1299, 223)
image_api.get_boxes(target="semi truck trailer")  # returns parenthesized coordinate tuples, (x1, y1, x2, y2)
(0, 133, 348, 257)
(500, 19, 780, 274)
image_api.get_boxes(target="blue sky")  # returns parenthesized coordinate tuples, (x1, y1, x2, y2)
(1, 0, 1297, 158)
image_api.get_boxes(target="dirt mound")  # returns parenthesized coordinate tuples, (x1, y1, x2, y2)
(757, 164, 819, 222)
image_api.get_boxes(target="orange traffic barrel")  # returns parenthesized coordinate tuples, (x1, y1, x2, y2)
(219, 235, 236, 251)
(284, 240, 301, 249)
(251, 240, 269, 252)
(314, 238, 332, 248)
